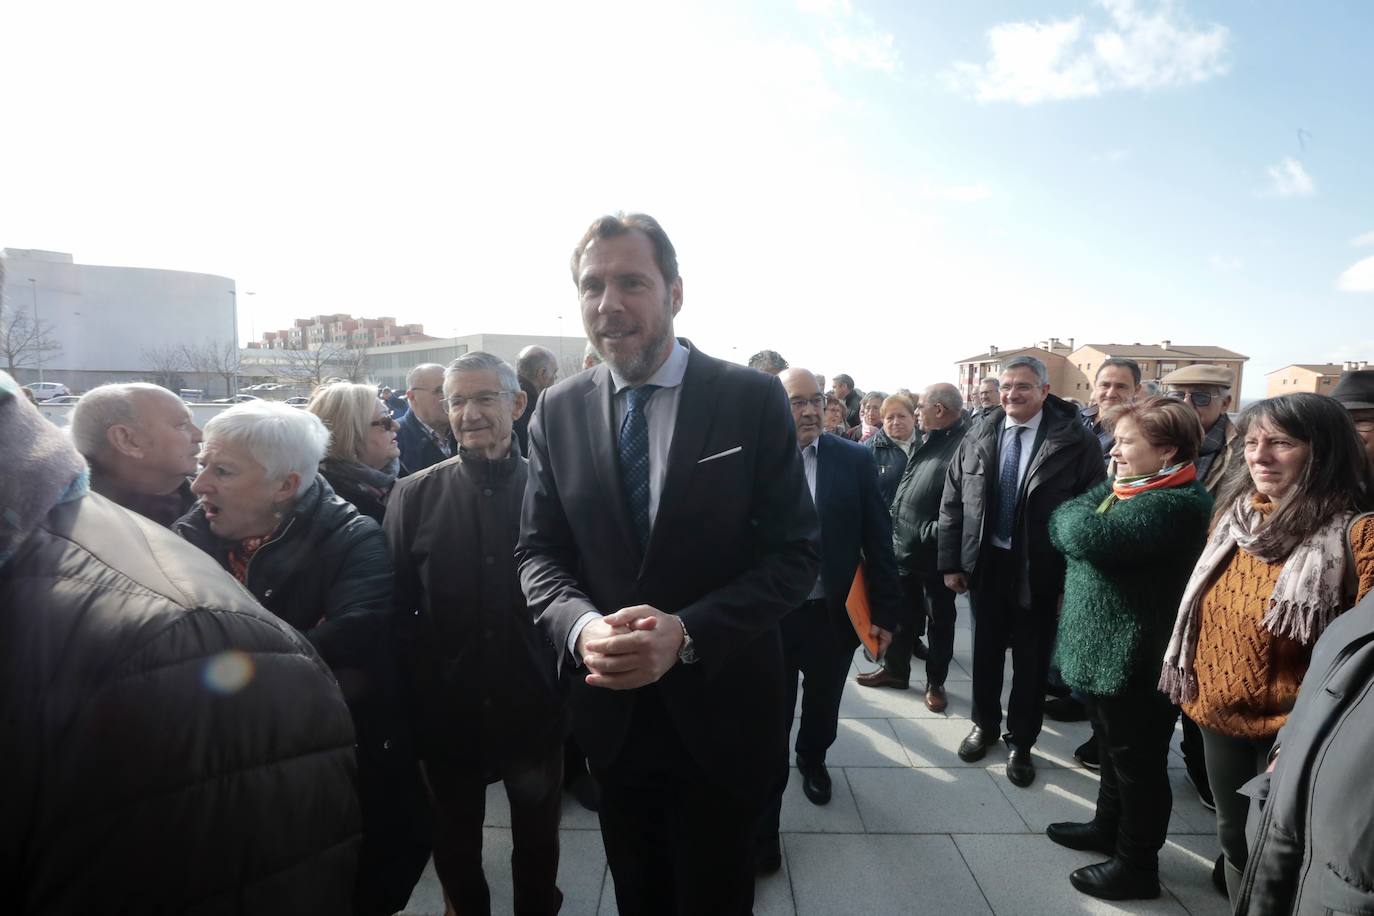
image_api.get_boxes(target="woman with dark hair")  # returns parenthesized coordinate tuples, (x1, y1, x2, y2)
(1159, 392, 1374, 902)
(1046, 397, 1213, 900)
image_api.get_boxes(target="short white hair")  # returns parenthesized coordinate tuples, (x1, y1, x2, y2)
(203, 401, 330, 497)
(70, 383, 178, 460)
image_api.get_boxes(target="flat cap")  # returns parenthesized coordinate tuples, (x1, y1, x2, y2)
(1161, 364, 1233, 388)
(1330, 369, 1374, 410)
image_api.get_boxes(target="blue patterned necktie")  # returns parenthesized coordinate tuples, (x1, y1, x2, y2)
(619, 384, 660, 549)
(993, 425, 1025, 544)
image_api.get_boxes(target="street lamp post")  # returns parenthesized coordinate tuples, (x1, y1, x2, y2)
(27, 278, 43, 384)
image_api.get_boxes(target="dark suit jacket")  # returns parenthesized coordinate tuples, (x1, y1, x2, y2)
(517, 341, 821, 798)
(395, 409, 450, 476)
(812, 433, 901, 646)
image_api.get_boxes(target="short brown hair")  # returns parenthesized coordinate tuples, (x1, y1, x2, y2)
(1103, 396, 1204, 464)
(880, 393, 916, 417)
(570, 212, 679, 286)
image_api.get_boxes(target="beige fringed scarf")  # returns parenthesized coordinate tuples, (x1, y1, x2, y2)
(1159, 495, 1352, 704)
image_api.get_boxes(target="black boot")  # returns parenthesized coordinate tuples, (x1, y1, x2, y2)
(1046, 821, 1115, 854)
(1069, 859, 1160, 901)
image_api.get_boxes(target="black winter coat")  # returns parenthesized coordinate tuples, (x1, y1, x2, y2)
(937, 395, 1106, 600)
(175, 475, 430, 916)
(891, 418, 969, 574)
(2, 493, 361, 914)
(866, 428, 917, 509)
(385, 444, 564, 775)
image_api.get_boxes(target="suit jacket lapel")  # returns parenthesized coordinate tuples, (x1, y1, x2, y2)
(815, 434, 833, 520)
(584, 367, 640, 560)
(643, 346, 720, 570)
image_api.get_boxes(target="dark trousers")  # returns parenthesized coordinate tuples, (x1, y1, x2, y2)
(1199, 726, 1274, 901)
(1178, 712, 1208, 780)
(886, 572, 957, 685)
(422, 748, 564, 916)
(595, 687, 759, 916)
(969, 549, 1058, 747)
(758, 598, 856, 841)
(1084, 689, 1180, 871)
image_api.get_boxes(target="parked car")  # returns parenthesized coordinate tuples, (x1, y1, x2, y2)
(284, 396, 310, 406)
(24, 382, 70, 401)
(211, 394, 261, 404)
(44, 395, 83, 405)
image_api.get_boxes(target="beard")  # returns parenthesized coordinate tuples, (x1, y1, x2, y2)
(591, 305, 675, 384)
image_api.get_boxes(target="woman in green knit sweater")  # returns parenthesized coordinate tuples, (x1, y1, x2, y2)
(1045, 396, 1212, 901)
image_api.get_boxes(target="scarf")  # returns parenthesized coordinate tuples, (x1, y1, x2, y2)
(1097, 462, 1197, 513)
(1159, 494, 1353, 703)
(1195, 415, 1230, 482)
(227, 531, 276, 584)
(320, 456, 398, 504)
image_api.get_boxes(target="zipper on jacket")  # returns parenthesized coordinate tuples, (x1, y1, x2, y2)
(244, 517, 296, 596)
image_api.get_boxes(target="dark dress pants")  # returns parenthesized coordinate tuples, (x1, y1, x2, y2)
(1084, 689, 1180, 871)
(595, 686, 760, 916)
(885, 573, 957, 685)
(422, 748, 564, 916)
(969, 548, 1058, 748)
(759, 598, 857, 841)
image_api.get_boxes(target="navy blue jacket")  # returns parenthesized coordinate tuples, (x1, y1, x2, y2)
(395, 409, 451, 476)
(813, 433, 903, 646)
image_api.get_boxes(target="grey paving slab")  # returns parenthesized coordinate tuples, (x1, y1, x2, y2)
(480, 783, 602, 831)
(953, 833, 1191, 915)
(847, 766, 1031, 834)
(986, 763, 1104, 833)
(786, 833, 992, 916)
(595, 855, 797, 916)
(1158, 834, 1230, 916)
(825, 717, 912, 766)
(890, 716, 994, 768)
(1164, 768, 1219, 835)
(779, 767, 867, 833)
(401, 827, 606, 916)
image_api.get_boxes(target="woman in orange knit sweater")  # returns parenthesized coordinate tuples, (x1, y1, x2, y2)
(1160, 392, 1374, 902)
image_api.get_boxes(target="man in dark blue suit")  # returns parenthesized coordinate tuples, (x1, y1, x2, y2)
(395, 363, 455, 475)
(755, 367, 902, 873)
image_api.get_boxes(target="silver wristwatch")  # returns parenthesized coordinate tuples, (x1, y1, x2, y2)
(676, 616, 699, 665)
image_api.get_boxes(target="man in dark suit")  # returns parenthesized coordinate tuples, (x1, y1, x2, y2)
(517, 212, 820, 915)
(755, 368, 900, 873)
(395, 362, 454, 474)
(939, 355, 1105, 788)
(513, 345, 559, 455)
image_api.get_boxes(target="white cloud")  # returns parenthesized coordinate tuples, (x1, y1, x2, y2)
(1338, 255, 1374, 293)
(1351, 230, 1374, 247)
(1267, 157, 1315, 197)
(1209, 254, 1243, 271)
(946, 0, 1229, 104)
(797, 0, 899, 73)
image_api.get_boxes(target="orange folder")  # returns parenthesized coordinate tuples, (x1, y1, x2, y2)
(846, 564, 882, 660)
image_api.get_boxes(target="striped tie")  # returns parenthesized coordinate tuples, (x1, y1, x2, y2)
(619, 385, 660, 548)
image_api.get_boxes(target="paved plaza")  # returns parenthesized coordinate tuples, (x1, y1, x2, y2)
(402, 599, 1228, 916)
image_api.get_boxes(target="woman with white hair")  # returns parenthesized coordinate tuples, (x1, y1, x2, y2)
(308, 381, 402, 523)
(174, 400, 430, 916)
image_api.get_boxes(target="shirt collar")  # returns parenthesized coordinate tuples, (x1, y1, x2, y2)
(1002, 409, 1044, 434)
(610, 339, 690, 394)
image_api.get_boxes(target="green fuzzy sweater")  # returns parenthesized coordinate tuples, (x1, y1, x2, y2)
(1050, 479, 1213, 697)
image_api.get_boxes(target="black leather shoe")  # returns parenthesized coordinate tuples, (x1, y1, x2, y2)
(1046, 821, 1115, 854)
(1074, 735, 1100, 771)
(754, 836, 782, 875)
(911, 638, 929, 660)
(957, 726, 998, 762)
(1006, 746, 1035, 787)
(1069, 859, 1160, 901)
(797, 756, 832, 806)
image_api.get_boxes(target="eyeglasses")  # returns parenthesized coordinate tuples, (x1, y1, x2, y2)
(370, 415, 396, 431)
(1166, 389, 1215, 407)
(441, 391, 513, 411)
(789, 395, 826, 410)
(410, 385, 444, 398)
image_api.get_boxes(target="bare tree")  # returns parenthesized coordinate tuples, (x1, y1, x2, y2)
(141, 345, 188, 392)
(179, 343, 219, 397)
(279, 344, 368, 390)
(207, 339, 242, 396)
(0, 259, 63, 377)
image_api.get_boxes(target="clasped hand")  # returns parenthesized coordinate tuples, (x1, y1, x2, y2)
(578, 605, 685, 690)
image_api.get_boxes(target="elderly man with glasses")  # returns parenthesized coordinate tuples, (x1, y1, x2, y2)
(1160, 364, 1240, 494)
(384, 352, 567, 915)
(396, 362, 456, 474)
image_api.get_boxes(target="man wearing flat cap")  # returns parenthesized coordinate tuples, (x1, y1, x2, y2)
(1330, 369, 1374, 466)
(1161, 364, 1240, 494)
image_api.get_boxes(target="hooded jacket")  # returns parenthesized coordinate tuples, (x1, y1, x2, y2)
(0, 373, 360, 915)
(938, 394, 1106, 600)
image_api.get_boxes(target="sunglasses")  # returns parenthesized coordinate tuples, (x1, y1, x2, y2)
(1166, 390, 1215, 407)
(370, 415, 397, 432)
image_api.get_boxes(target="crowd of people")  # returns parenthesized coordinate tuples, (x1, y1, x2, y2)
(4, 211, 1374, 915)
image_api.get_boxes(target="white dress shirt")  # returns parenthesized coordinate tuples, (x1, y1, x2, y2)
(990, 409, 1043, 550)
(568, 340, 691, 662)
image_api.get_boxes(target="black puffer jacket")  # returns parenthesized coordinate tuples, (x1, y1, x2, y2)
(938, 395, 1106, 599)
(175, 475, 429, 916)
(2, 493, 361, 915)
(866, 428, 917, 508)
(891, 418, 968, 574)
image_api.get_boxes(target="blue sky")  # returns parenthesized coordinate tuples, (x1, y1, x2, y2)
(2, 0, 1370, 399)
